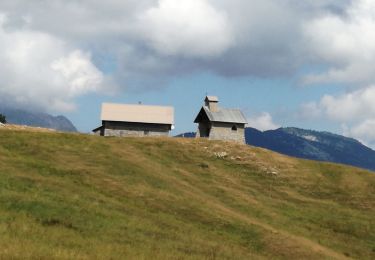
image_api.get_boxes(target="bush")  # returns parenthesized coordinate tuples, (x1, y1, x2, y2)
(0, 114, 6, 124)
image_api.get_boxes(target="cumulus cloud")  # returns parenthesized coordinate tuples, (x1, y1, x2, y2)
(247, 112, 280, 131)
(304, 0, 375, 86)
(345, 122, 375, 149)
(137, 0, 233, 57)
(343, 120, 375, 147)
(0, 0, 373, 117)
(0, 14, 106, 112)
(301, 85, 375, 148)
(297, 0, 375, 148)
(0, 1, 321, 77)
(50, 51, 104, 97)
(0, 0, 357, 83)
(303, 86, 375, 122)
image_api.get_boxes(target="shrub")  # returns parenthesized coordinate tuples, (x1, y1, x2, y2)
(0, 113, 6, 124)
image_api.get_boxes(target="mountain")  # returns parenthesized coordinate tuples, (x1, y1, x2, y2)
(176, 127, 375, 171)
(0, 106, 77, 132)
(174, 132, 196, 138)
(0, 128, 374, 259)
(246, 127, 375, 171)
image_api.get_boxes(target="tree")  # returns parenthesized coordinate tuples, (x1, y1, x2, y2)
(0, 114, 6, 124)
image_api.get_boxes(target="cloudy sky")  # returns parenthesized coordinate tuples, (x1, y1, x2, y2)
(1, 0, 375, 147)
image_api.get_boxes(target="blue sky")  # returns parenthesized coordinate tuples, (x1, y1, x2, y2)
(1, 0, 375, 147)
(67, 72, 341, 135)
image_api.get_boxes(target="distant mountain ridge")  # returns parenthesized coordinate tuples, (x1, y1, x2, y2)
(175, 132, 196, 138)
(245, 127, 375, 171)
(0, 106, 77, 132)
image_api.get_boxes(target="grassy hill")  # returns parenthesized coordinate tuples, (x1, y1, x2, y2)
(0, 128, 374, 259)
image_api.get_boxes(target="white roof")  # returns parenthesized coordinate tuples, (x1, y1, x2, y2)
(205, 96, 219, 102)
(101, 103, 174, 125)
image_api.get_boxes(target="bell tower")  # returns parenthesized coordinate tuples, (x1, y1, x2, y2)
(204, 96, 219, 112)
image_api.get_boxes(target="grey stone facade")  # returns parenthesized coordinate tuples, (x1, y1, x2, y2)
(196, 122, 245, 144)
(210, 122, 245, 143)
(96, 121, 171, 137)
(194, 96, 247, 144)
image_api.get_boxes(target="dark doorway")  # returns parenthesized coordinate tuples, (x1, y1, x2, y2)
(199, 124, 211, 137)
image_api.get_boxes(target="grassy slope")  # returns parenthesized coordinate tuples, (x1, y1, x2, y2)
(0, 129, 374, 259)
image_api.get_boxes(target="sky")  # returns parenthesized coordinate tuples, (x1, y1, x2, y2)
(1, 0, 375, 147)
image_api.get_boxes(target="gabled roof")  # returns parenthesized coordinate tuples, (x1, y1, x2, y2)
(194, 106, 247, 124)
(101, 103, 174, 125)
(92, 125, 102, 132)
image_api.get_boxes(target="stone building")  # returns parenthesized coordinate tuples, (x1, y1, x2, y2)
(194, 96, 247, 144)
(92, 103, 174, 137)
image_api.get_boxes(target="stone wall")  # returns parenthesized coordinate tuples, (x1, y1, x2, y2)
(209, 122, 245, 144)
(92, 126, 104, 136)
(93, 130, 101, 136)
(103, 121, 170, 137)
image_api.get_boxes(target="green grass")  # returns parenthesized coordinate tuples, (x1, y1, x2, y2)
(0, 129, 374, 259)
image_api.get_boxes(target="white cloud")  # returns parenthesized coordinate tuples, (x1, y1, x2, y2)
(0, 0, 337, 80)
(344, 120, 375, 141)
(1, 0, 374, 117)
(304, 0, 375, 86)
(0, 0, 356, 83)
(301, 85, 375, 148)
(247, 112, 280, 131)
(343, 120, 375, 148)
(298, 0, 375, 148)
(51, 51, 104, 97)
(137, 0, 234, 57)
(0, 14, 106, 112)
(300, 102, 323, 120)
(317, 86, 375, 122)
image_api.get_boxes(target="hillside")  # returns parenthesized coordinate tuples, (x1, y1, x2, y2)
(0, 129, 374, 259)
(176, 128, 375, 172)
(0, 106, 77, 132)
(245, 127, 375, 171)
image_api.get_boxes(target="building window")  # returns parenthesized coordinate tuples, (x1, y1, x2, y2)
(231, 125, 237, 131)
